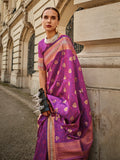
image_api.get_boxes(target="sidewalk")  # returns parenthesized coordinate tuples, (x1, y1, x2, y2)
(0, 81, 39, 116)
(0, 81, 38, 160)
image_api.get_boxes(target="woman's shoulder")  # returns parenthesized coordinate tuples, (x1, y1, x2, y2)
(59, 34, 72, 44)
(58, 34, 73, 46)
(38, 39, 48, 53)
(59, 34, 71, 40)
(38, 39, 45, 47)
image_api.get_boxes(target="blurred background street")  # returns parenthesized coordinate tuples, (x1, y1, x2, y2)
(0, 83, 38, 160)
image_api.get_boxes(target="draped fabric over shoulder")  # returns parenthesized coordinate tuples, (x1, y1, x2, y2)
(34, 35, 93, 160)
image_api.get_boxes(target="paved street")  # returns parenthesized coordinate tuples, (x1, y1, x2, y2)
(0, 85, 38, 160)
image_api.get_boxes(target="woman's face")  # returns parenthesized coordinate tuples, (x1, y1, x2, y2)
(42, 9, 59, 32)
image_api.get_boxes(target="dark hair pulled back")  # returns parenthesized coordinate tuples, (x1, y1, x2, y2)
(41, 7, 60, 21)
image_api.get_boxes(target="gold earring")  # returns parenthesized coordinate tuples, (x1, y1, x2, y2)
(56, 26, 58, 33)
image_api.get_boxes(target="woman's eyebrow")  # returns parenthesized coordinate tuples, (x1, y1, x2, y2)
(51, 16, 56, 18)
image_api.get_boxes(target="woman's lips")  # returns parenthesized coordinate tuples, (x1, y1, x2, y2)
(46, 25, 52, 28)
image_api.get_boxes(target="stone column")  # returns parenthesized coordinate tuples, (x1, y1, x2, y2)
(12, 0, 16, 10)
(8, 0, 15, 14)
(3, 1, 9, 23)
(74, 0, 120, 160)
(0, 1, 4, 24)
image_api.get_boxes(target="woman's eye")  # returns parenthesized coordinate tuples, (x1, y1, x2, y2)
(51, 16, 56, 20)
(44, 16, 48, 19)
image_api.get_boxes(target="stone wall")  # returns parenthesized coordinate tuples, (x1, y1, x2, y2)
(74, 0, 120, 159)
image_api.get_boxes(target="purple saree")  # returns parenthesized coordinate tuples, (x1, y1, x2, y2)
(33, 35, 93, 160)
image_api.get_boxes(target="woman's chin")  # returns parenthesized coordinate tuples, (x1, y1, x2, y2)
(45, 28, 56, 32)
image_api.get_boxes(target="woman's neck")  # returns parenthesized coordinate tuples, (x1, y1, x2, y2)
(46, 31, 57, 39)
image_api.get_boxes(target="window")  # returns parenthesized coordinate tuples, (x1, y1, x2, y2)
(66, 8, 84, 54)
(27, 34, 35, 76)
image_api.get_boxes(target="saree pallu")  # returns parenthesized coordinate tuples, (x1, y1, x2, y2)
(33, 35, 93, 160)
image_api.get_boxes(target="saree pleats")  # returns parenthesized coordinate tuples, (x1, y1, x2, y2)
(47, 116, 56, 160)
(33, 116, 48, 160)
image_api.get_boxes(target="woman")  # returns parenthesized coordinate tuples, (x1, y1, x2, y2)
(33, 7, 93, 160)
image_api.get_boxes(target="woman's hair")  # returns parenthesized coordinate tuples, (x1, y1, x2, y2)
(41, 7, 60, 21)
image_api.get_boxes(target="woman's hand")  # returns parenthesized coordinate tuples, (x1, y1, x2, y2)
(42, 111, 51, 117)
(42, 100, 53, 117)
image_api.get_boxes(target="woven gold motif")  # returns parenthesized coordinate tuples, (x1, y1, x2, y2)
(68, 129, 72, 133)
(67, 136, 71, 140)
(64, 107, 68, 112)
(64, 88, 66, 92)
(54, 60, 58, 64)
(50, 89, 53, 94)
(57, 71, 60, 75)
(74, 90, 77, 95)
(54, 108, 58, 112)
(77, 131, 81, 137)
(79, 88, 83, 93)
(68, 81, 70, 86)
(84, 100, 88, 105)
(73, 56, 76, 61)
(70, 116, 74, 121)
(56, 136, 59, 141)
(49, 67, 52, 72)
(62, 63, 66, 68)
(56, 82, 60, 87)
(79, 67, 82, 71)
(64, 76, 67, 80)
(85, 121, 88, 126)
(72, 102, 77, 108)
(68, 69, 72, 73)
(61, 126, 63, 129)
(53, 99, 56, 103)
(63, 100, 67, 103)
(69, 57, 73, 61)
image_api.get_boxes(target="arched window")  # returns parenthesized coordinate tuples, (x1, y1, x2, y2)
(27, 33, 35, 76)
(7, 38, 13, 74)
(66, 8, 84, 54)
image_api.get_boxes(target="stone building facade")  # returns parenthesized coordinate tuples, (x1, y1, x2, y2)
(0, 0, 120, 159)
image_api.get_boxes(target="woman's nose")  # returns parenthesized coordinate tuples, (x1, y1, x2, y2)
(47, 18, 51, 22)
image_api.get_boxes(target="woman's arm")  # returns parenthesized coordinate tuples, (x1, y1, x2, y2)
(39, 69, 46, 94)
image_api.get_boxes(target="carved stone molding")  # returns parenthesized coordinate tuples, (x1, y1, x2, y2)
(74, 0, 120, 8)
(0, 35, 2, 47)
(3, 0, 8, 9)
(56, 0, 69, 13)
(7, 7, 22, 27)
(7, 26, 10, 39)
(22, 8, 28, 25)
(0, 13, 1, 22)
(3, 0, 8, 3)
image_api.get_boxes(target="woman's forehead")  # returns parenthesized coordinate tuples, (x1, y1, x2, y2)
(43, 9, 58, 16)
